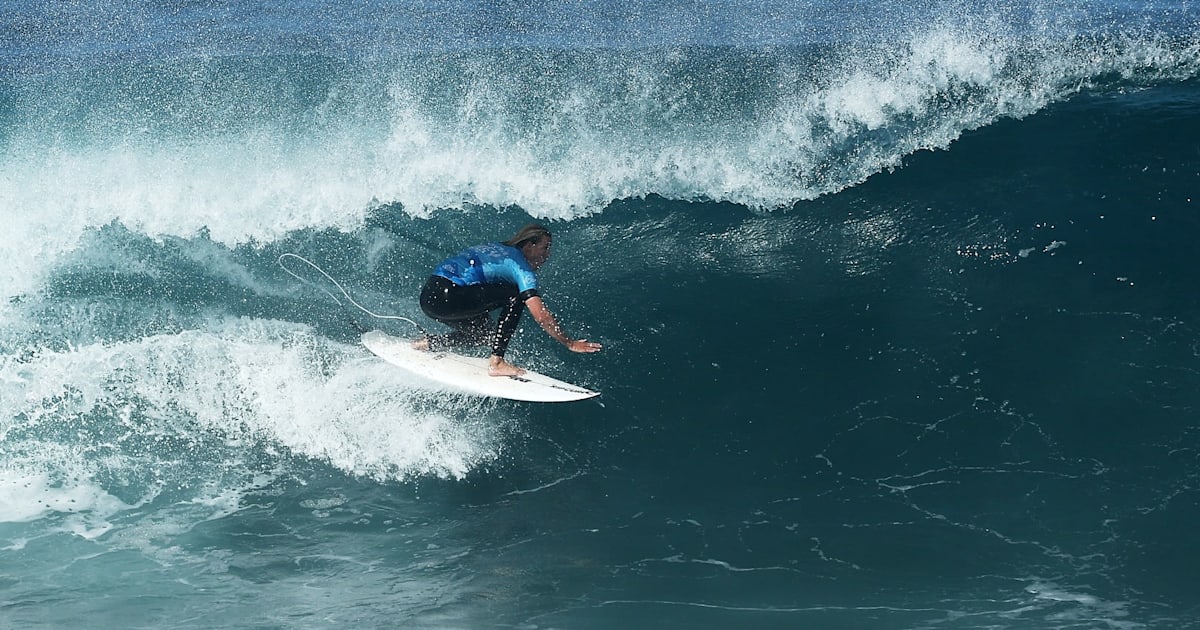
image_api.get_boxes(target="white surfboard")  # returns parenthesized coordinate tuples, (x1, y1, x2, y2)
(361, 330, 599, 403)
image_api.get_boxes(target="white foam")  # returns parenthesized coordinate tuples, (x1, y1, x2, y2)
(0, 449, 134, 539)
(0, 132, 374, 305)
(0, 470, 124, 525)
(1, 317, 506, 483)
(189, 470, 276, 520)
(1024, 581, 1137, 628)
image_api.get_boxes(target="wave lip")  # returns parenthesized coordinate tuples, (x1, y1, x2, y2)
(1, 9, 1198, 302)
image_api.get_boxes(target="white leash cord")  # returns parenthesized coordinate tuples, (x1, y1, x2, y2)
(277, 252, 426, 335)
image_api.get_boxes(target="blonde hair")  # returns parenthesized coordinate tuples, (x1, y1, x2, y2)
(503, 224, 552, 249)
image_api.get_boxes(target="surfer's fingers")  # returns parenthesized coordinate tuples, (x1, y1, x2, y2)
(570, 339, 602, 353)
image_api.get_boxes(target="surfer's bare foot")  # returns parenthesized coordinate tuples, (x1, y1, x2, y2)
(411, 338, 430, 351)
(488, 356, 526, 377)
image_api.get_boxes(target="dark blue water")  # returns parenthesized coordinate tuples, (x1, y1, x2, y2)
(3, 1, 1200, 628)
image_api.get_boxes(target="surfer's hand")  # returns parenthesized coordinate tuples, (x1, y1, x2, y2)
(567, 339, 602, 353)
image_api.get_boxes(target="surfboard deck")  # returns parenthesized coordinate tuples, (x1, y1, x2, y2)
(361, 330, 599, 403)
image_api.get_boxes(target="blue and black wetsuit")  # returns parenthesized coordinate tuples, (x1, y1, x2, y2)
(419, 243, 539, 357)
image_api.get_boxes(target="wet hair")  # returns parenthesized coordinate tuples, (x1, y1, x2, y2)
(503, 224, 552, 249)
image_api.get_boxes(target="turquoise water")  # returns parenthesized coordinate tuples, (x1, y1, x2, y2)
(3, 1, 1200, 628)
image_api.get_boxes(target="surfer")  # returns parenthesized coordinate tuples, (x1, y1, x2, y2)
(414, 224, 602, 376)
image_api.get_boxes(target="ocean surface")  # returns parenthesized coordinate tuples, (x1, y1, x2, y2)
(3, 1, 1200, 628)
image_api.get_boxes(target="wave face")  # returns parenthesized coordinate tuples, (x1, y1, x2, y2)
(3, 1, 1200, 628)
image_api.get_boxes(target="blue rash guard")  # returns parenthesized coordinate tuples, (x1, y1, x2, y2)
(432, 243, 540, 300)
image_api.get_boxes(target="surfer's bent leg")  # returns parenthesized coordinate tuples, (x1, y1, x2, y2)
(419, 276, 521, 353)
(491, 295, 524, 358)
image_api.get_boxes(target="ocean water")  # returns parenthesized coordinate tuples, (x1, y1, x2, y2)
(3, 1, 1200, 628)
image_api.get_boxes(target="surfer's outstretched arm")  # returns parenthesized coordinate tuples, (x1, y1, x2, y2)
(524, 296, 602, 353)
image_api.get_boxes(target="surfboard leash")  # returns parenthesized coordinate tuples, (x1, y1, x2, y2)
(277, 252, 429, 338)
